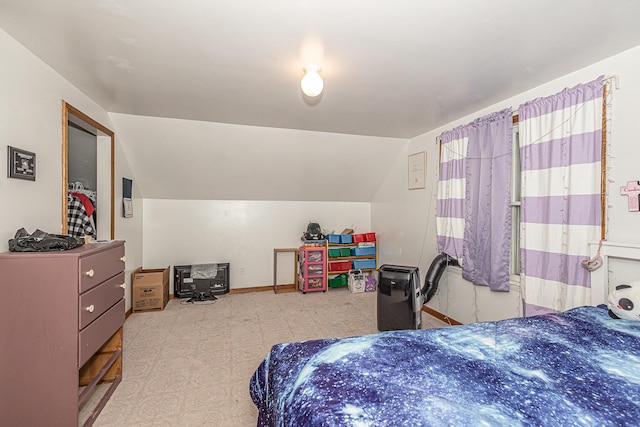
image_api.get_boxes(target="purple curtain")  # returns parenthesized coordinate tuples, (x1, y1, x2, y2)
(462, 108, 512, 291)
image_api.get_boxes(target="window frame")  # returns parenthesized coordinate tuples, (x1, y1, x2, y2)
(510, 119, 521, 277)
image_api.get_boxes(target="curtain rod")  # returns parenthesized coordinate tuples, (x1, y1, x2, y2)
(510, 74, 619, 117)
(435, 74, 619, 143)
(604, 74, 620, 90)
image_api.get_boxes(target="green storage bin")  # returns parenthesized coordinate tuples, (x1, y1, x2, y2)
(328, 274, 348, 288)
(328, 248, 341, 258)
(339, 247, 351, 256)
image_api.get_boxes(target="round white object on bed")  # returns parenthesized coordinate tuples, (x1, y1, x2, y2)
(608, 281, 640, 321)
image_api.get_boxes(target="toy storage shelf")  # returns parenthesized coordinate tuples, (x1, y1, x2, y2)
(326, 234, 378, 289)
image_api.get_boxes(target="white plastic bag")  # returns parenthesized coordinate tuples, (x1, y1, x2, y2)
(348, 269, 365, 293)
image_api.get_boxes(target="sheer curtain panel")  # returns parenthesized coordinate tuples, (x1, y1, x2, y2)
(462, 109, 512, 291)
(437, 108, 512, 292)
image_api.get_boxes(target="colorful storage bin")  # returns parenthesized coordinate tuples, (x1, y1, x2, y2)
(329, 274, 348, 288)
(328, 247, 354, 257)
(329, 261, 353, 272)
(327, 234, 341, 244)
(328, 248, 341, 257)
(351, 246, 376, 256)
(352, 259, 376, 270)
(352, 234, 365, 243)
(339, 234, 353, 244)
(364, 232, 377, 242)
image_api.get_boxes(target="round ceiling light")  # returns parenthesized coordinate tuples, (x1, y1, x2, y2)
(301, 65, 323, 97)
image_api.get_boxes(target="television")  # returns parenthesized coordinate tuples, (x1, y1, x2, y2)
(174, 263, 229, 302)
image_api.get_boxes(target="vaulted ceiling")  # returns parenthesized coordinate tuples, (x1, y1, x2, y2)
(2, 0, 640, 139)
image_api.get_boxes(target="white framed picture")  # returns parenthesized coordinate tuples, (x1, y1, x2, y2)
(408, 151, 426, 190)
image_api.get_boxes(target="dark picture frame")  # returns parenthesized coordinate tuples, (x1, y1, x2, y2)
(7, 146, 36, 181)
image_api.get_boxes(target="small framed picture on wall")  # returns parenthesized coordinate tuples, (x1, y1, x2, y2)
(408, 151, 426, 190)
(7, 146, 36, 181)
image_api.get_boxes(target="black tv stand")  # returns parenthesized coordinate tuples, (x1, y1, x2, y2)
(186, 292, 218, 303)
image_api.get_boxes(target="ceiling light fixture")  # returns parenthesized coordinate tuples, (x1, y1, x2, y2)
(301, 65, 323, 97)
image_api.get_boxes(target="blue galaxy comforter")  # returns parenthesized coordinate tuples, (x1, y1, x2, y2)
(250, 306, 640, 426)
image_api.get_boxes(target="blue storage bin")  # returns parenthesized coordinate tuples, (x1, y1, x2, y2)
(339, 234, 353, 244)
(352, 246, 376, 256)
(327, 234, 341, 244)
(353, 259, 376, 269)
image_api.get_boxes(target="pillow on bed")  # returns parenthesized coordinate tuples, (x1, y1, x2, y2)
(608, 281, 640, 321)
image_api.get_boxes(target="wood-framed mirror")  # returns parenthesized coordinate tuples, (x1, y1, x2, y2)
(62, 101, 115, 240)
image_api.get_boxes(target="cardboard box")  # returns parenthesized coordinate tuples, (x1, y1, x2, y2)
(132, 267, 170, 312)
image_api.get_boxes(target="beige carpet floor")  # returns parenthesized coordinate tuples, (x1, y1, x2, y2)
(90, 288, 448, 426)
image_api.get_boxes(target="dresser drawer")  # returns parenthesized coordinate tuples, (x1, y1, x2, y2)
(79, 299, 125, 368)
(79, 272, 125, 330)
(79, 244, 126, 293)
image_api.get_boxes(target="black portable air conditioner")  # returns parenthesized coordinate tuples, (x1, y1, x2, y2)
(377, 255, 458, 332)
(377, 265, 422, 331)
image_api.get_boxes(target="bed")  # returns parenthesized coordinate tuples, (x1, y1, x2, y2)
(250, 305, 640, 426)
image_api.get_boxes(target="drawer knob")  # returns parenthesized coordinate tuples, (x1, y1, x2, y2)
(120, 256, 126, 262)
(85, 304, 95, 313)
(120, 283, 126, 289)
(85, 269, 95, 277)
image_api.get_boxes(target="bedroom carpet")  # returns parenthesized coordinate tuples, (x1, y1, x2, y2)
(89, 288, 449, 426)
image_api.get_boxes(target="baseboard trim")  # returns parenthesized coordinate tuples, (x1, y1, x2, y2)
(271, 283, 297, 294)
(231, 284, 297, 294)
(229, 285, 271, 294)
(422, 306, 462, 326)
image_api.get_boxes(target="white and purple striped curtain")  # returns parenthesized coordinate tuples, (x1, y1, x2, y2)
(519, 76, 604, 316)
(437, 125, 468, 261)
(437, 109, 512, 291)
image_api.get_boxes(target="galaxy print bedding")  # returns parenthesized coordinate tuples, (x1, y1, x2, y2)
(250, 306, 640, 426)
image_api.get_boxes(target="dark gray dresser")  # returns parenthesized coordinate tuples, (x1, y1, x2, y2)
(0, 240, 126, 426)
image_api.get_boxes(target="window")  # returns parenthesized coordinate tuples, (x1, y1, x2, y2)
(510, 121, 521, 276)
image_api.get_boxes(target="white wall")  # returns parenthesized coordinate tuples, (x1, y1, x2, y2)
(0, 28, 143, 312)
(110, 113, 407, 203)
(142, 199, 371, 292)
(113, 131, 144, 312)
(373, 44, 640, 324)
(111, 111, 405, 298)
